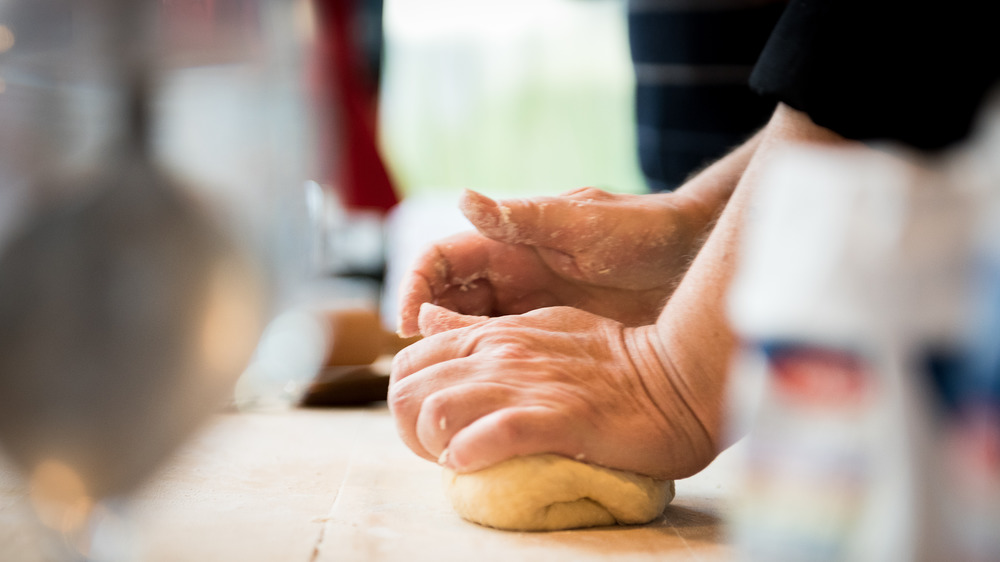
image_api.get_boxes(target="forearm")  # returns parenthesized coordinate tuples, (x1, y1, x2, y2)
(649, 104, 849, 452)
(669, 129, 766, 232)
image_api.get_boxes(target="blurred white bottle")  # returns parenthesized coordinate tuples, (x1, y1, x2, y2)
(726, 144, 970, 561)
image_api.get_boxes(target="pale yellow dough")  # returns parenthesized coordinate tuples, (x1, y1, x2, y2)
(442, 454, 675, 531)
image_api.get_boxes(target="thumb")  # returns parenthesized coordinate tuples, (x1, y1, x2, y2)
(418, 303, 489, 337)
(459, 189, 591, 250)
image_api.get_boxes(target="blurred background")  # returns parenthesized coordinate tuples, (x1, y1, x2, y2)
(374, 0, 646, 333)
(378, 0, 644, 199)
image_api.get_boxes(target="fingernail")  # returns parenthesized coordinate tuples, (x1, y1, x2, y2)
(459, 190, 500, 228)
(437, 448, 451, 466)
(419, 301, 442, 314)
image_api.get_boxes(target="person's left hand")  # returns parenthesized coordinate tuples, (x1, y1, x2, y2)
(396, 188, 713, 337)
(388, 303, 721, 480)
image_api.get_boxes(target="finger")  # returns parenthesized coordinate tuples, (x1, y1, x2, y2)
(504, 305, 599, 333)
(558, 186, 616, 201)
(397, 269, 433, 338)
(396, 233, 498, 337)
(390, 355, 499, 461)
(418, 302, 489, 337)
(390, 330, 476, 389)
(459, 189, 599, 250)
(387, 378, 435, 461)
(442, 406, 584, 473)
(388, 357, 472, 461)
(414, 382, 518, 459)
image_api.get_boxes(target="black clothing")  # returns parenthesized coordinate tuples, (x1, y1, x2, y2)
(629, 1, 784, 192)
(750, 0, 1000, 151)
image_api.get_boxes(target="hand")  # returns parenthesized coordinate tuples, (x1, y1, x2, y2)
(396, 188, 714, 337)
(388, 303, 722, 480)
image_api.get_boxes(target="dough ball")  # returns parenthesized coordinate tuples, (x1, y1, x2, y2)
(442, 454, 675, 531)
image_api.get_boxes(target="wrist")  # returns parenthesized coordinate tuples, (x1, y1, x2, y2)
(621, 324, 721, 478)
(673, 129, 765, 229)
(763, 103, 845, 148)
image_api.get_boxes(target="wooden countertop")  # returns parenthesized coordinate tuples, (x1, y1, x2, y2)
(0, 406, 739, 561)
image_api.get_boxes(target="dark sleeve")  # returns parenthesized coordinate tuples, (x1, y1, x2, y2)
(630, 1, 784, 192)
(750, 0, 1000, 151)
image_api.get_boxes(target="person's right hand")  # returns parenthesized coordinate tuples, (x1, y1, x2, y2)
(396, 187, 715, 337)
(390, 303, 723, 480)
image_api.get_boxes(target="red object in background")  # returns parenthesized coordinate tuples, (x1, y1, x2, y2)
(162, 0, 399, 213)
(311, 0, 398, 213)
(770, 347, 873, 408)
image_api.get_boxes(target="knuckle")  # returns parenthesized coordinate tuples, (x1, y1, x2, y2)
(390, 348, 414, 379)
(420, 391, 449, 423)
(573, 187, 612, 201)
(489, 340, 532, 361)
(525, 305, 575, 321)
(386, 379, 414, 415)
(491, 409, 532, 443)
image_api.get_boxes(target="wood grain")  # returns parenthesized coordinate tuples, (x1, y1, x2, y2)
(0, 407, 738, 561)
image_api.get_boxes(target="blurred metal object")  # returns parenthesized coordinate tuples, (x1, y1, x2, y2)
(0, 99, 266, 491)
(0, 1, 278, 558)
(304, 179, 386, 278)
